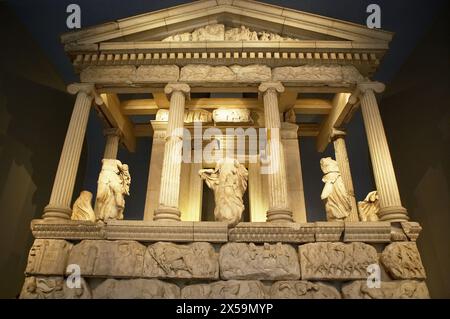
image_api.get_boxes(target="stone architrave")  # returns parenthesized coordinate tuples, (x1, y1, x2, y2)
(143, 242, 219, 279)
(92, 278, 180, 299)
(342, 280, 430, 299)
(25, 239, 73, 275)
(67, 240, 146, 277)
(212, 109, 251, 123)
(181, 280, 267, 299)
(270, 281, 341, 299)
(219, 243, 300, 280)
(381, 242, 426, 280)
(180, 64, 271, 82)
(20, 276, 91, 299)
(299, 242, 378, 280)
(135, 65, 180, 82)
(272, 65, 364, 84)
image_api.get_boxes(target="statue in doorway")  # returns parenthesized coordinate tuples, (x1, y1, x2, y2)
(95, 159, 131, 221)
(320, 157, 351, 221)
(358, 191, 380, 222)
(199, 158, 248, 227)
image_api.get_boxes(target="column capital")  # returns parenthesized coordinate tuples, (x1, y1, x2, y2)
(67, 83, 103, 105)
(357, 81, 386, 94)
(329, 128, 347, 142)
(103, 127, 122, 138)
(258, 81, 285, 95)
(164, 83, 190, 100)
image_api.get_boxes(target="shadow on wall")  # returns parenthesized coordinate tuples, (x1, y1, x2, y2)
(379, 4, 450, 298)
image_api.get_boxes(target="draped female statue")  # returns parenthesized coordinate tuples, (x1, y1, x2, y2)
(199, 158, 248, 227)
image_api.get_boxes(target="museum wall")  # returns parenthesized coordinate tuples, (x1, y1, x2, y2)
(379, 7, 450, 298)
(0, 4, 86, 298)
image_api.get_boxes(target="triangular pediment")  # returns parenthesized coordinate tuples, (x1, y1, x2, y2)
(62, 0, 393, 45)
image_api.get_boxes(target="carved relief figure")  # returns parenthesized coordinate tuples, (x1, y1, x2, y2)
(320, 157, 351, 221)
(199, 158, 248, 227)
(358, 191, 380, 221)
(95, 159, 131, 221)
(212, 109, 251, 123)
(20, 276, 91, 299)
(71, 191, 96, 222)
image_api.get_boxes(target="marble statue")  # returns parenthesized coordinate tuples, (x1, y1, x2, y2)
(358, 191, 380, 222)
(95, 159, 131, 221)
(71, 191, 96, 222)
(199, 158, 248, 227)
(320, 157, 351, 221)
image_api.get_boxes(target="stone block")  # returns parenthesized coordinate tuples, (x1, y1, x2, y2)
(143, 242, 219, 279)
(20, 276, 91, 299)
(229, 222, 315, 243)
(299, 242, 378, 280)
(315, 222, 344, 242)
(181, 280, 267, 299)
(25, 239, 73, 275)
(67, 240, 145, 277)
(92, 278, 180, 299)
(135, 65, 179, 82)
(342, 280, 430, 299)
(381, 242, 426, 280)
(270, 281, 341, 299)
(193, 221, 228, 242)
(219, 242, 300, 280)
(343, 222, 391, 243)
(31, 219, 105, 240)
(401, 222, 422, 241)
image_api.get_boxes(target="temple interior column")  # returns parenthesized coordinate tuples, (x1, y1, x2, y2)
(282, 123, 307, 223)
(143, 128, 165, 221)
(43, 83, 99, 220)
(179, 162, 203, 221)
(330, 128, 359, 221)
(153, 83, 190, 222)
(103, 128, 121, 159)
(359, 81, 408, 222)
(258, 82, 293, 223)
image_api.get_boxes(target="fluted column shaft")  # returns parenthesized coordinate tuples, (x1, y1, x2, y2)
(359, 82, 408, 222)
(259, 82, 293, 223)
(43, 84, 98, 220)
(154, 83, 190, 222)
(331, 129, 359, 221)
(103, 128, 121, 159)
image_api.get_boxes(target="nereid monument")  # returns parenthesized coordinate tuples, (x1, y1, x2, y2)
(21, 0, 429, 299)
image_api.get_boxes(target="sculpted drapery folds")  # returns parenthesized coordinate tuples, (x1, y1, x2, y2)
(320, 157, 352, 221)
(95, 159, 131, 221)
(358, 191, 381, 222)
(71, 191, 96, 222)
(199, 158, 248, 227)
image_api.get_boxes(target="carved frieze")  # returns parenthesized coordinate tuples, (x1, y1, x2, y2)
(342, 280, 430, 299)
(92, 278, 180, 299)
(381, 242, 426, 280)
(143, 242, 219, 279)
(156, 109, 212, 123)
(272, 65, 364, 84)
(25, 239, 73, 276)
(67, 240, 146, 277)
(220, 243, 300, 280)
(180, 64, 271, 82)
(228, 222, 315, 243)
(181, 280, 267, 299)
(299, 242, 378, 280)
(20, 276, 91, 299)
(270, 281, 341, 299)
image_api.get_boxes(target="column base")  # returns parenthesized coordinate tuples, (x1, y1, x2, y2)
(153, 207, 181, 222)
(42, 205, 72, 220)
(379, 206, 409, 222)
(266, 208, 294, 223)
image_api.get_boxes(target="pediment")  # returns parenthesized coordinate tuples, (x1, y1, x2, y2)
(62, 0, 392, 45)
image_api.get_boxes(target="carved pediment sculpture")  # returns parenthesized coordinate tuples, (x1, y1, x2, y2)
(95, 159, 131, 221)
(162, 24, 299, 42)
(320, 157, 352, 221)
(199, 158, 248, 227)
(358, 191, 380, 222)
(71, 191, 96, 222)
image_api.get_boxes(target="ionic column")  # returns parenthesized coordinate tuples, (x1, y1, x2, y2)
(153, 83, 190, 222)
(43, 83, 101, 220)
(259, 82, 293, 223)
(330, 128, 359, 221)
(358, 82, 408, 222)
(103, 128, 121, 159)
